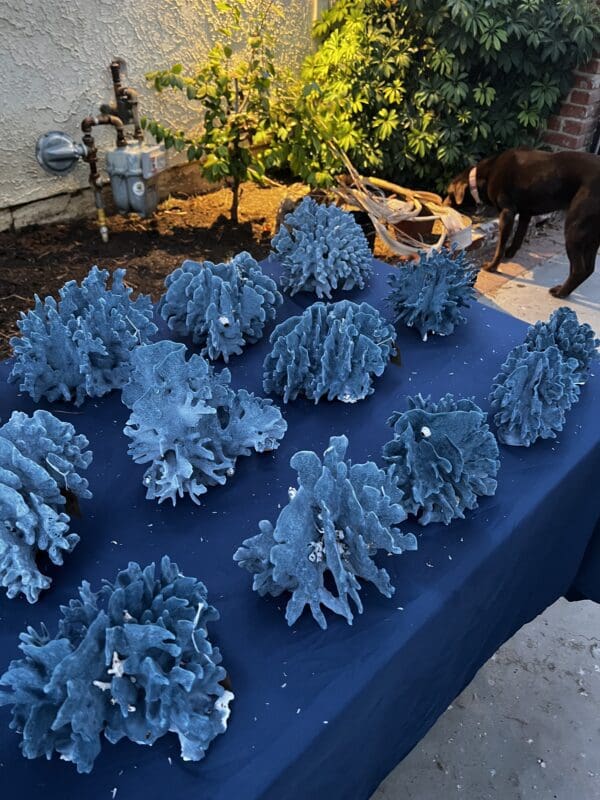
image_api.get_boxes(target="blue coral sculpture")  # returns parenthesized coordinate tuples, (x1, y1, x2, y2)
(382, 394, 500, 526)
(272, 197, 373, 299)
(489, 344, 580, 447)
(122, 340, 287, 504)
(523, 306, 599, 384)
(263, 300, 396, 404)
(0, 556, 233, 773)
(234, 435, 416, 629)
(387, 248, 477, 341)
(159, 251, 282, 362)
(9, 266, 157, 406)
(0, 410, 92, 602)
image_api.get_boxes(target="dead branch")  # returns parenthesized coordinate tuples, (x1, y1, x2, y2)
(331, 150, 472, 257)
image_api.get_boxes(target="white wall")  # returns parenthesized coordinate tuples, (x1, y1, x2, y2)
(0, 0, 314, 212)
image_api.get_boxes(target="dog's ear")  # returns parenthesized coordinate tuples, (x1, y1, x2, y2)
(444, 169, 470, 207)
(453, 179, 467, 206)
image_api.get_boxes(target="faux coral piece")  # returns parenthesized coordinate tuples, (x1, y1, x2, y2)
(263, 300, 396, 404)
(0, 556, 233, 773)
(159, 251, 282, 362)
(272, 197, 373, 299)
(123, 340, 287, 504)
(523, 306, 599, 384)
(0, 410, 92, 602)
(382, 394, 500, 525)
(9, 266, 157, 406)
(489, 344, 580, 447)
(234, 435, 416, 629)
(387, 249, 477, 341)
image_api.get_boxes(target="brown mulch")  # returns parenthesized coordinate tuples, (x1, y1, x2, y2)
(0, 182, 308, 359)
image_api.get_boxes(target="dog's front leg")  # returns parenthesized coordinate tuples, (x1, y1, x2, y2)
(482, 209, 515, 272)
(505, 213, 531, 259)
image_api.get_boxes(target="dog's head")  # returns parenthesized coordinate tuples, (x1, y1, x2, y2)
(443, 167, 472, 208)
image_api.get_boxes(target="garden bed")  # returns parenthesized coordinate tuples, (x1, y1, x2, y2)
(0, 183, 294, 359)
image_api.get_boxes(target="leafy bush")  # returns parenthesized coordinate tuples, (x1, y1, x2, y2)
(144, 0, 281, 221)
(276, 0, 600, 190)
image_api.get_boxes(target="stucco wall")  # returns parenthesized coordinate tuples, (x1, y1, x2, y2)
(0, 0, 314, 212)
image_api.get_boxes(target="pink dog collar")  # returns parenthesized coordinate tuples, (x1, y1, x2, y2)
(468, 166, 481, 205)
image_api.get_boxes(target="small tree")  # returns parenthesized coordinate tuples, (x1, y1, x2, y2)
(144, 0, 280, 223)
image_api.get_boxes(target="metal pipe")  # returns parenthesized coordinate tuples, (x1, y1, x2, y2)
(110, 59, 124, 102)
(93, 187, 109, 243)
(122, 87, 144, 142)
(80, 117, 120, 242)
(80, 128, 107, 241)
(81, 114, 127, 148)
(104, 59, 143, 140)
(81, 129, 100, 186)
(104, 59, 133, 125)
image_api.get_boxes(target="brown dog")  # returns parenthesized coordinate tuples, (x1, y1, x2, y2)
(445, 148, 600, 297)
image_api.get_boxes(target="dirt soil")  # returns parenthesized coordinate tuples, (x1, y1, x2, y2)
(0, 182, 312, 359)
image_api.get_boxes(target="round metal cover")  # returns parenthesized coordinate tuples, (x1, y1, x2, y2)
(36, 131, 84, 176)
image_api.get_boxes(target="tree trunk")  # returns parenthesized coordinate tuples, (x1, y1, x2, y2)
(231, 178, 240, 224)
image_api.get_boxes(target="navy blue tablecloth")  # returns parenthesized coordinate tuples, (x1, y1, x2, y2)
(0, 258, 599, 800)
(569, 519, 600, 603)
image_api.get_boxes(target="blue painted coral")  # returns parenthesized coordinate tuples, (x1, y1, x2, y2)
(159, 252, 282, 362)
(489, 344, 580, 447)
(263, 300, 396, 404)
(0, 556, 233, 773)
(0, 410, 92, 602)
(387, 249, 477, 341)
(272, 197, 373, 299)
(382, 394, 500, 525)
(123, 340, 287, 504)
(9, 266, 156, 406)
(523, 306, 599, 384)
(234, 435, 416, 629)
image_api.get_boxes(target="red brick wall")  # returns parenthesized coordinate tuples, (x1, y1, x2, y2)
(544, 56, 600, 151)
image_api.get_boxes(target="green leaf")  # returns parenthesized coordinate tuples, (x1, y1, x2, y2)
(144, 0, 600, 198)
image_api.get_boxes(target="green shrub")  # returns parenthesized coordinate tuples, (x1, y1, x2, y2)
(277, 0, 600, 191)
(144, 0, 280, 222)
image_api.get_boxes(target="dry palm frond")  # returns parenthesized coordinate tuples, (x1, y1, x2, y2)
(331, 151, 472, 257)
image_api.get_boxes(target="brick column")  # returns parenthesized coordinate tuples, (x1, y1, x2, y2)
(543, 56, 600, 151)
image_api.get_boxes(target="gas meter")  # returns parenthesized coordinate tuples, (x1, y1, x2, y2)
(35, 59, 167, 241)
(106, 142, 166, 217)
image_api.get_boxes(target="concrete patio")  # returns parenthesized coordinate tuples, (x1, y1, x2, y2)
(475, 214, 600, 329)
(371, 216, 600, 800)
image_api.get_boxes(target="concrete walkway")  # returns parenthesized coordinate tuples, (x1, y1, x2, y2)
(371, 218, 600, 800)
(373, 600, 600, 800)
(474, 215, 600, 329)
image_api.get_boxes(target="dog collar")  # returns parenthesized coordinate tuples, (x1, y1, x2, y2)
(468, 166, 481, 205)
